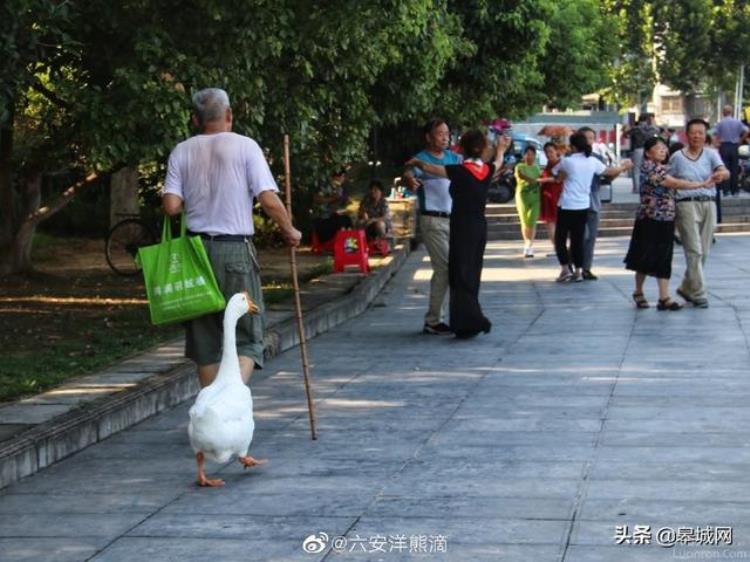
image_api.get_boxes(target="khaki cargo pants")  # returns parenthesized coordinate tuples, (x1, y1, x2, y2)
(185, 238, 266, 368)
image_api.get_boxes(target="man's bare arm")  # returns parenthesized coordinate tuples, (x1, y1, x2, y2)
(162, 193, 184, 216)
(258, 190, 301, 247)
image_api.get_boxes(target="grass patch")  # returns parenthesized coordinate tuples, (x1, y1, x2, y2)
(0, 300, 180, 402)
(1, 239, 336, 403)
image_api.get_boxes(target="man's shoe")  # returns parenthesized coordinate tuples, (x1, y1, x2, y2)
(423, 322, 453, 335)
(693, 298, 709, 309)
(676, 288, 694, 304)
(582, 270, 598, 281)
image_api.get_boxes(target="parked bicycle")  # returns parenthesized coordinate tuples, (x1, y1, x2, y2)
(105, 212, 161, 276)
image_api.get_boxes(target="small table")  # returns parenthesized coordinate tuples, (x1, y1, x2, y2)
(387, 196, 418, 241)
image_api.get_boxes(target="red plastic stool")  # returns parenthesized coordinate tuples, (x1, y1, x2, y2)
(367, 237, 390, 257)
(333, 229, 369, 273)
(311, 230, 335, 255)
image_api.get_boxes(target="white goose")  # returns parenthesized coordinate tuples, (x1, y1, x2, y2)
(188, 291, 266, 487)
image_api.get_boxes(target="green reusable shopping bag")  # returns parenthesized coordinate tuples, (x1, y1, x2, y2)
(136, 215, 226, 325)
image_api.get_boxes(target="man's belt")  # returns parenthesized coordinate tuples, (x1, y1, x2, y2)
(421, 210, 450, 218)
(188, 231, 252, 242)
(676, 196, 716, 203)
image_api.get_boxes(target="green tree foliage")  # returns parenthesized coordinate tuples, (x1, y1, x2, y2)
(1, 0, 615, 273)
(604, 0, 750, 105)
(539, 0, 616, 110)
(600, 0, 656, 108)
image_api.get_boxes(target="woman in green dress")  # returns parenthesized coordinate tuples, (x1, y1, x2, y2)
(514, 146, 541, 257)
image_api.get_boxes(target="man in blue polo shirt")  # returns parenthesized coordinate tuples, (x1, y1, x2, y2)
(403, 119, 462, 335)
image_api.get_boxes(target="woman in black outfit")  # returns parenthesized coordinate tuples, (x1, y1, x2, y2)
(407, 130, 508, 338)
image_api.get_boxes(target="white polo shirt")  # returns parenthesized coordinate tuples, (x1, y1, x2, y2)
(558, 153, 606, 210)
(163, 132, 278, 235)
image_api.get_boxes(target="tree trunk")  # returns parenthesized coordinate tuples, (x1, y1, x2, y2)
(1, 173, 42, 274)
(0, 102, 16, 265)
(0, 171, 102, 275)
(684, 93, 706, 121)
(110, 167, 140, 227)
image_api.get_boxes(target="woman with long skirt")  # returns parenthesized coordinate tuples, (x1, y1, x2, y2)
(407, 130, 508, 338)
(624, 136, 708, 310)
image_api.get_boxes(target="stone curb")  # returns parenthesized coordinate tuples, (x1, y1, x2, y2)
(0, 245, 411, 490)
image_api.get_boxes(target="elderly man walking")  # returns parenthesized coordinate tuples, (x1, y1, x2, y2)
(714, 104, 749, 196)
(162, 88, 301, 386)
(670, 118, 729, 308)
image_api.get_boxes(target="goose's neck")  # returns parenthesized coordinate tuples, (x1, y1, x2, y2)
(215, 312, 242, 384)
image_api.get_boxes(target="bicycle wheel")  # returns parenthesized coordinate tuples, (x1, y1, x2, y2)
(105, 218, 157, 276)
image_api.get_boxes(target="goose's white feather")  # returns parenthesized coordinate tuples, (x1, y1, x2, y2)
(187, 293, 256, 464)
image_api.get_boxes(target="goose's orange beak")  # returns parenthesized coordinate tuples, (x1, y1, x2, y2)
(242, 291, 260, 314)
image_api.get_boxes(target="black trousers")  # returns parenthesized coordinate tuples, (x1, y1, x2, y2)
(719, 142, 740, 195)
(313, 214, 352, 243)
(555, 209, 589, 268)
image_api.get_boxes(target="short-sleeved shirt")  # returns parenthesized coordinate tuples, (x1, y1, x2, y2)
(558, 153, 606, 210)
(411, 149, 463, 214)
(714, 117, 748, 144)
(358, 195, 391, 231)
(445, 162, 495, 225)
(637, 160, 675, 221)
(514, 163, 541, 193)
(629, 123, 660, 149)
(314, 182, 346, 219)
(164, 132, 278, 235)
(668, 148, 724, 200)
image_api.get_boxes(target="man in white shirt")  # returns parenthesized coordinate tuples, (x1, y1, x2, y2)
(163, 88, 301, 386)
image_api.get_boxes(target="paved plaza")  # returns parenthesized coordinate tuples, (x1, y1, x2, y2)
(2, 233, 750, 561)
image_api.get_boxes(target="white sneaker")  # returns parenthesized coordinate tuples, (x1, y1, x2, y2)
(523, 246, 534, 258)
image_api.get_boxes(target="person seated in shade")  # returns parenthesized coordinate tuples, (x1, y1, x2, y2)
(312, 168, 352, 244)
(358, 180, 392, 240)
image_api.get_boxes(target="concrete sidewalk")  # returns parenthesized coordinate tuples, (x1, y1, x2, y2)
(0, 247, 409, 489)
(2, 233, 750, 561)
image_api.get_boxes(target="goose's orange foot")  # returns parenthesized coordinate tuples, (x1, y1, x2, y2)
(195, 451, 225, 487)
(197, 474, 225, 487)
(238, 455, 268, 469)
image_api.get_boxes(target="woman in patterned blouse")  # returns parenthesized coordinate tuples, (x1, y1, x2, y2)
(358, 180, 391, 240)
(624, 137, 709, 310)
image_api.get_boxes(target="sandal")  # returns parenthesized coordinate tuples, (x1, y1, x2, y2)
(657, 297, 683, 311)
(632, 292, 650, 309)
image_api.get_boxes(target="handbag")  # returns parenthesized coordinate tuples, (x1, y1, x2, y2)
(136, 214, 226, 325)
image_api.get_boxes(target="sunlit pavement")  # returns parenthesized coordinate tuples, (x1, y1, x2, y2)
(1, 233, 749, 562)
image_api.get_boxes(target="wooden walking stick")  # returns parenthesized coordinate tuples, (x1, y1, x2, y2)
(283, 134, 318, 440)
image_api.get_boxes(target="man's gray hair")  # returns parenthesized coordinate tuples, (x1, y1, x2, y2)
(192, 88, 231, 124)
